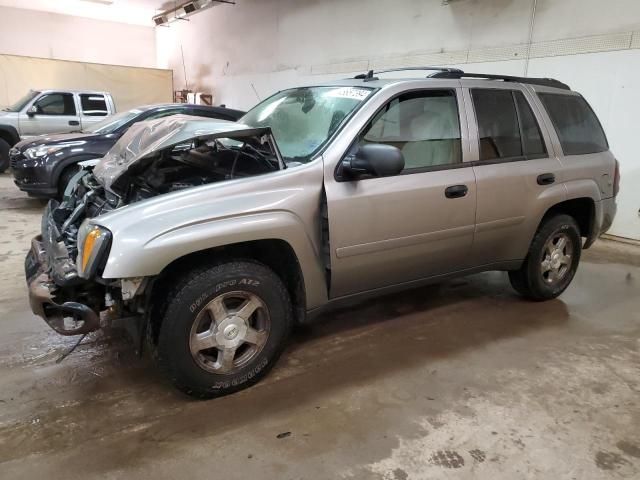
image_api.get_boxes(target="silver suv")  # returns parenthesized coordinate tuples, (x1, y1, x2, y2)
(25, 68, 618, 398)
(0, 89, 116, 172)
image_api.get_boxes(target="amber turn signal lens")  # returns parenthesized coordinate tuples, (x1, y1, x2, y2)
(82, 227, 102, 271)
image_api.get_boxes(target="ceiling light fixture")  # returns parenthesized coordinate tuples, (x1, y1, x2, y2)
(153, 0, 235, 27)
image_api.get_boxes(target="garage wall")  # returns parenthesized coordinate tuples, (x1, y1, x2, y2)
(0, 5, 171, 113)
(0, 55, 173, 112)
(0, 5, 156, 68)
(156, 0, 640, 240)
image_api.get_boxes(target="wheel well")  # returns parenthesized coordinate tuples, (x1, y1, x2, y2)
(147, 239, 306, 342)
(542, 197, 595, 239)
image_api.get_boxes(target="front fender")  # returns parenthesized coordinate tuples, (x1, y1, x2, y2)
(95, 161, 327, 308)
(102, 211, 327, 309)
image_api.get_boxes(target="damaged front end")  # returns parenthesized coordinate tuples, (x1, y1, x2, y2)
(25, 115, 285, 336)
(25, 199, 109, 336)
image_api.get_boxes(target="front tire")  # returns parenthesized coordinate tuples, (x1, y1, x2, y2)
(57, 166, 78, 199)
(0, 138, 10, 173)
(509, 214, 581, 301)
(156, 261, 293, 398)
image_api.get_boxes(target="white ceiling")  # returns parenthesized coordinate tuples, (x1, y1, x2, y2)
(0, 0, 172, 26)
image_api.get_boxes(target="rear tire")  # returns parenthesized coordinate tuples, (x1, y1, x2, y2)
(0, 138, 10, 173)
(509, 214, 581, 301)
(156, 261, 293, 399)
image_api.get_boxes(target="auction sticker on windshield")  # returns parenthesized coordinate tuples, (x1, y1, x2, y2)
(327, 87, 371, 100)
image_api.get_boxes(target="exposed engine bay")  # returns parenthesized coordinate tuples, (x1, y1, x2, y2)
(55, 130, 282, 266)
(122, 136, 280, 203)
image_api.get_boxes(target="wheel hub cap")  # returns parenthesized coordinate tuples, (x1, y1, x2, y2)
(188, 291, 270, 374)
(541, 232, 573, 285)
(224, 324, 239, 340)
(217, 318, 247, 348)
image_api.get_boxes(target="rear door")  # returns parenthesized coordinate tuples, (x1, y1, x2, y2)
(325, 87, 477, 298)
(79, 93, 110, 129)
(19, 92, 80, 137)
(464, 82, 566, 265)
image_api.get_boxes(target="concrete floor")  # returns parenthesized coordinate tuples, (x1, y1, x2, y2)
(0, 173, 639, 480)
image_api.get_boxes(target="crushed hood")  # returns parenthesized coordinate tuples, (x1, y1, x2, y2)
(93, 114, 277, 191)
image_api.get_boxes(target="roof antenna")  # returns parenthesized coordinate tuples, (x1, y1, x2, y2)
(250, 83, 261, 101)
(354, 69, 377, 81)
(180, 44, 189, 90)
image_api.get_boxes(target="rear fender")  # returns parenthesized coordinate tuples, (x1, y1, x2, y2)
(563, 179, 602, 247)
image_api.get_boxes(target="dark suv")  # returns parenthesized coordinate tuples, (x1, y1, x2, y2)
(10, 103, 244, 198)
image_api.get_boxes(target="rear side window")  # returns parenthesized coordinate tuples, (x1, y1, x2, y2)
(538, 93, 608, 155)
(80, 94, 108, 116)
(514, 92, 546, 158)
(472, 89, 546, 161)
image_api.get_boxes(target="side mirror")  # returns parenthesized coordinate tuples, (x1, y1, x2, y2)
(26, 105, 37, 117)
(342, 143, 404, 179)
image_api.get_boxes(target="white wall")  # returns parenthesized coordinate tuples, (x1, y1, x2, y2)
(157, 0, 640, 239)
(0, 6, 156, 68)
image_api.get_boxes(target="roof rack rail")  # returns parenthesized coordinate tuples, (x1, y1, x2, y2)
(353, 67, 570, 90)
(353, 66, 463, 82)
(429, 70, 570, 90)
(375, 66, 464, 75)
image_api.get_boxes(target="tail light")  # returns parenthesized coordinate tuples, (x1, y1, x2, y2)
(613, 159, 620, 197)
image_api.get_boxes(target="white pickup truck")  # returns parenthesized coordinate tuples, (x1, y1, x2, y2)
(0, 89, 116, 172)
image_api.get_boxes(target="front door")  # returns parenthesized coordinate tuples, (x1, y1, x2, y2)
(325, 88, 477, 298)
(19, 92, 80, 137)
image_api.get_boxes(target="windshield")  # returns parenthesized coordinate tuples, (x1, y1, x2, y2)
(240, 86, 374, 163)
(84, 109, 143, 134)
(3, 90, 40, 112)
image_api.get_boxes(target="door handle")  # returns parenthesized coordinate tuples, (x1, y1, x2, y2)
(444, 184, 468, 199)
(537, 173, 555, 185)
(68, 120, 80, 126)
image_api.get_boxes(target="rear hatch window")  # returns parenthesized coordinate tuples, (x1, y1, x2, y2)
(538, 93, 608, 155)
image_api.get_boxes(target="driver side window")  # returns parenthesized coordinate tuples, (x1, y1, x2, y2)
(34, 93, 76, 116)
(360, 90, 462, 171)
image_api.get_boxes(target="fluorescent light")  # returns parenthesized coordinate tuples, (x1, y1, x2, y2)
(152, 0, 235, 26)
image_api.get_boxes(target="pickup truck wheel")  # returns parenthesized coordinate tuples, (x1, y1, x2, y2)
(509, 214, 581, 301)
(0, 138, 10, 173)
(156, 261, 293, 398)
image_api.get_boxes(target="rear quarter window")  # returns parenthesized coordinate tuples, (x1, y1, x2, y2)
(80, 94, 109, 116)
(538, 93, 608, 155)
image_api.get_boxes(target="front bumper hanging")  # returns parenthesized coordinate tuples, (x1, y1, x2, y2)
(25, 235, 100, 336)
